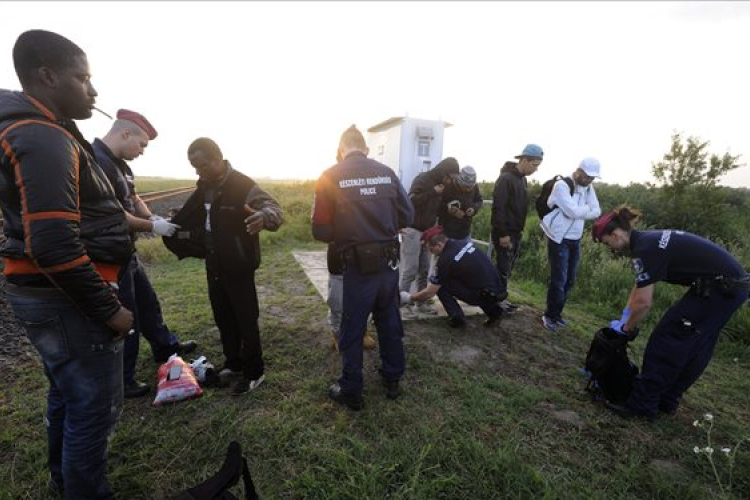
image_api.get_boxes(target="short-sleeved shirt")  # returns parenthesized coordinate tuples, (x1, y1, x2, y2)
(430, 239, 501, 292)
(92, 138, 136, 214)
(630, 230, 745, 288)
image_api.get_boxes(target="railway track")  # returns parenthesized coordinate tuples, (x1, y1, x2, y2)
(0, 186, 195, 236)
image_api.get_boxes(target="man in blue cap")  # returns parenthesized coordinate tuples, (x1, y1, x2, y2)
(490, 144, 544, 311)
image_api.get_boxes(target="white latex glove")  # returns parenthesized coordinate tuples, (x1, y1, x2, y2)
(152, 218, 180, 237)
(148, 215, 164, 221)
(399, 291, 413, 307)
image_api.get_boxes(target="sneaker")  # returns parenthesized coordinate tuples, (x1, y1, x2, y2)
(363, 332, 377, 350)
(382, 379, 401, 400)
(414, 302, 438, 315)
(541, 315, 558, 332)
(606, 402, 657, 422)
(555, 318, 569, 328)
(124, 381, 150, 398)
(218, 365, 243, 377)
(447, 316, 467, 329)
(484, 312, 502, 327)
(328, 383, 364, 410)
(231, 374, 265, 396)
(500, 299, 519, 313)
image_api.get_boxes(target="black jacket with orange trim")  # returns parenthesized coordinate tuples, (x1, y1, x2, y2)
(0, 90, 132, 322)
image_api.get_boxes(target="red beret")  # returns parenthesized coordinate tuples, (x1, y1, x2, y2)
(421, 225, 445, 243)
(591, 211, 616, 242)
(116, 109, 158, 140)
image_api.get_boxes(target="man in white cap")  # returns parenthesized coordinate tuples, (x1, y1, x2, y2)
(540, 157, 602, 331)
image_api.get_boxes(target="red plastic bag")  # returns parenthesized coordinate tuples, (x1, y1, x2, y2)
(153, 355, 203, 406)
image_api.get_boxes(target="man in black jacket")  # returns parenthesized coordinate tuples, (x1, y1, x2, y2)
(400, 157, 459, 315)
(0, 30, 133, 499)
(175, 138, 283, 396)
(437, 165, 483, 242)
(490, 144, 543, 310)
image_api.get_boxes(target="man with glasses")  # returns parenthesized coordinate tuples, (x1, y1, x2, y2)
(540, 158, 602, 331)
(491, 144, 544, 312)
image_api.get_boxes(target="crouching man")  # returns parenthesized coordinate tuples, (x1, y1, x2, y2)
(405, 226, 503, 328)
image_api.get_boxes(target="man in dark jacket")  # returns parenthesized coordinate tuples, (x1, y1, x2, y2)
(437, 165, 483, 241)
(93, 110, 197, 398)
(312, 125, 413, 410)
(490, 144, 543, 310)
(171, 137, 283, 396)
(400, 157, 459, 315)
(0, 30, 134, 499)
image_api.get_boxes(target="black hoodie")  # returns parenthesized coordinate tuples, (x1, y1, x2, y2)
(407, 157, 460, 231)
(491, 161, 529, 239)
(0, 89, 132, 323)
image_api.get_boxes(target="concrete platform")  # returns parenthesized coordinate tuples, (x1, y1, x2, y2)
(291, 250, 485, 321)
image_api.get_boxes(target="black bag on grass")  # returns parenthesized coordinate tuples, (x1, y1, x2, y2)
(584, 327, 638, 404)
(170, 441, 259, 500)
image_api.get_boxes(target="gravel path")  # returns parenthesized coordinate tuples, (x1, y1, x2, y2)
(0, 191, 193, 367)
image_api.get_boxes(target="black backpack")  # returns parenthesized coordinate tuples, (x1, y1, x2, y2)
(170, 441, 260, 500)
(535, 176, 574, 219)
(584, 328, 639, 404)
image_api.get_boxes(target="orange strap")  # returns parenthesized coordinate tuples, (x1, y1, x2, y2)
(3, 257, 121, 282)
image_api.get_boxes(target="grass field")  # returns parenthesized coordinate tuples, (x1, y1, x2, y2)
(1, 181, 749, 499)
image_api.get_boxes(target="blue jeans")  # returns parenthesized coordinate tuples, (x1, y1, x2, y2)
(119, 255, 179, 384)
(339, 258, 405, 393)
(7, 287, 124, 500)
(545, 238, 581, 322)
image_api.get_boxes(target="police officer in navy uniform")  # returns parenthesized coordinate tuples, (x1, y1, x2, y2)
(405, 226, 503, 328)
(592, 206, 749, 421)
(312, 125, 414, 410)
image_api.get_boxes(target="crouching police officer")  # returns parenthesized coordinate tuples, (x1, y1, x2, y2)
(406, 226, 504, 328)
(592, 206, 749, 421)
(312, 125, 413, 410)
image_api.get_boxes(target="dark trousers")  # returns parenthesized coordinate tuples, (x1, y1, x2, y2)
(544, 238, 581, 322)
(119, 255, 179, 384)
(339, 259, 405, 394)
(7, 289, 123, 500)
(207, 267, 264, 380)
(437, 281, 502, 320)
(627, 287, 748, 419)
(492, 233, 521, 301)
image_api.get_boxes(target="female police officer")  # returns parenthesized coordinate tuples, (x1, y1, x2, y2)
(592, 206, 749, 420)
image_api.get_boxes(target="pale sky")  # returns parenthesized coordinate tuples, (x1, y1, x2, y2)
(2, 1, 749, 187)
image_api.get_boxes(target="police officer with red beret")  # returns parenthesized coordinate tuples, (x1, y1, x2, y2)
(592, 206, 749, 420)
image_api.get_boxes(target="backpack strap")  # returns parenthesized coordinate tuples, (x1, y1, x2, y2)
(562, 177, 575, 196)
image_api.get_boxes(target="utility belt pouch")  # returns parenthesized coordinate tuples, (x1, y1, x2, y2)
(354, 242, 384, 275)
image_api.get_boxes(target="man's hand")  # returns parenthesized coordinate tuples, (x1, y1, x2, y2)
(148, 214, 164, 222)
(399, 291, 413, 307)
(498, 236, 512, 249)
(244, 205, 266, 235)
(106, 307, 134, 340)
(152, 218, 180, 237)
(434, 183, 445, 194)
(465, 207, 475, 217)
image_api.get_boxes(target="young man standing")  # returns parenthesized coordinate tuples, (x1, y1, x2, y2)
(540, 158, 602, 331)
(0, 30, 133, 499)
(491, 144, 543, 312)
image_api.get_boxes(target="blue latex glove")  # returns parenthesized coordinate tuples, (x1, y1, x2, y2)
(620, 307, 631, 323)
(609, 319, 628, 336)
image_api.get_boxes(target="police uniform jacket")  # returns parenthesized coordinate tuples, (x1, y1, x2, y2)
(311, 151, 413, 250)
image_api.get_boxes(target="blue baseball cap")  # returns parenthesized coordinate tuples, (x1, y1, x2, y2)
(515, 143, 544, 159)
